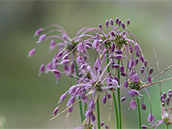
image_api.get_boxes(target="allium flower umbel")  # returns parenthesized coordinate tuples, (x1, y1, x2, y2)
(29, 18, 158, 128)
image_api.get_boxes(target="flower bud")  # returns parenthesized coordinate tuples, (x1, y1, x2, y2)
(120, 65, 124, 73)
(68, 106, 73, 113)
(110, 18, 114, 25)
(139, 55, 145, 63)
(141, 125, 147, 129)
(121, 22, 125, 29)
(115, 17, 119, 24)
(28, 48, 36, 57)
(149, 67, 153, 75)
(134, 43, 140, 51)
(36, 34, 46, 43)
(115, 50, 123, 54)
(59, 93, 67, 103)
(118, 20, 121, 26)
(101, 121, 105, 126)
(57, 51, 63, 59)
(120, 97, 126, 102)
(105, 20, 109, 27)
(111, 44, 115, 52)
(147, 75, 152, 83)
(91, 114, 96, 122)
(115, 54, 123, 59)
(102, 96, 107, 104)
(147, 113, 155, 124)
(124, 80, 128, 88)
(34, 28, 43, 36)
(111, 31, 115, 36)
(126, 19, 130, 26)
(142, 103, 146, 110)
(99, 23, 102, 29)
(135, 59, 139, 66)
(53, 107, 59, 115)
(49, 40, 56, 50)
(39, 64, 45, 76)
(163, 92, 167, 99)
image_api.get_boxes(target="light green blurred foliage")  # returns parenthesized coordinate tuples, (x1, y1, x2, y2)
(0, 1, 172, 128)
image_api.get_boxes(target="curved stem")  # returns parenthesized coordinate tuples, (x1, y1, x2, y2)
(74, 60, 84, 123)
(96, 97, 101, 129)
(137, 98, 141, 129)
(117, 59, 122, 129)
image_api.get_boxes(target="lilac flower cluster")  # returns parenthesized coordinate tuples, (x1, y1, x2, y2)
(28, 18, 158, 128)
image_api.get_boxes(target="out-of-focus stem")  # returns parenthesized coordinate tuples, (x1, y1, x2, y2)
(137, 98, 141, 129)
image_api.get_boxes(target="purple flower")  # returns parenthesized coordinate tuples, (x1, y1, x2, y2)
(147, 113, 155, 124)
(34, 28, 43, 36)
(129, 99, 137, 110)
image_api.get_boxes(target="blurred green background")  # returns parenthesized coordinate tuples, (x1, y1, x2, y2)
(1, 1, 172, 129)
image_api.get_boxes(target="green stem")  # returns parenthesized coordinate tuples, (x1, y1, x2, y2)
(117, 59, 122, 129)
(137, 98, 141, 129)
(74, 60, 84, 123)
(106, 50, 119, 129)
(112, 92, 119, 129)
(166, 125, 169, 129)
(96, 97, 101, 129)
(84, 102, 87, 120)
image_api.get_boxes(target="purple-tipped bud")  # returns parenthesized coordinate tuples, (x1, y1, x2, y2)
(161, 103, 165, 106)
(37, 34, 46, 43)
(149, 67, 153, 75)
(85, 109, 91, 118)
(139, 55, 145, 63)
(129, 99, 137, 110)
(120, 97, 126, 102)
(114, 76, 119, 82)
(115, 54, 123, 60)
(34, 28, 43, 36)
(141, 125, 147, 129)
(111, 44, 115, 52)
(163, 92, 167, 99)
(141, 66, 145, 74)
(39, 64, 45, 76)
(142, 103, 146, 110)
(101, 121, 105, 126)
(166, 97, 170, 105)
(118, 20, 121, 26)
(89, 99, 95, 109)
(115, 50, 123, 54)
(49, 40, 56, 50)
(136, 51, 141, 57)
(105, 20, 109, 27)
(53, 107, 59, 115)
(115, 17, 119, 24)
(129, 89, 139, 97)
(102, 96, 107, 104)
(28, 48, 36, 57)
(121, 72, 126, 76)
(126, 19, 130, 26)
(91, 114, 96, 122)
(57, 51, 63, 59)
(120, 66, 124, 73)
(129, 59, 135, 68)
(62, 54, 69, 60)
(99, 23, 102, 29)
(124, 80, 128, 88)
(121, 22, 125, 29)
(60, 59, 70, 65)
(111, 31, 115, 36)
(147, 113, 155, 124)
(135, 59, 139, 66)
(110, 18, 114, 25)
(59, 93, 67, 103)
(113, 64, 120, 68)
(85, 44, 91, 49)
(147, 75, 152, 83)
(169, 93, 172, 98)
(107, 93, 112, 100)
(67, 96, 75, 106)
(68, 106, 73, 113)
(144, 60, 148, 67)
(52, 69, 61, 75)
(168, 89, 172, 94)
(134, 43, 140, 51)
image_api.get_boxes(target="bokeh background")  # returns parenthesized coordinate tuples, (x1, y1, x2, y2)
(1, 1, 172, 129)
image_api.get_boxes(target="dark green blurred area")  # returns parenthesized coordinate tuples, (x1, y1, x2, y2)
(1, 1, 172, 129)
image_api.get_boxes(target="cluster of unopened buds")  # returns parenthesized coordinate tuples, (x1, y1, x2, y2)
(28, 17, 172, 129)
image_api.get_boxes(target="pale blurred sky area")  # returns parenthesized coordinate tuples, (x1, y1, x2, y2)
(0, 1, 172, 129)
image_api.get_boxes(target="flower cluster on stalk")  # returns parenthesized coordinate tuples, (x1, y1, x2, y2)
(29, 18, 158, 128)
